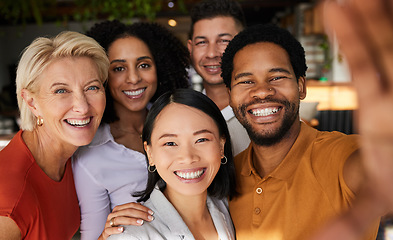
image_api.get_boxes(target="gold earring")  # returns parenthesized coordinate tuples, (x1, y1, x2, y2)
(36, 116, 44, 126)
(148, 165, 156, 173)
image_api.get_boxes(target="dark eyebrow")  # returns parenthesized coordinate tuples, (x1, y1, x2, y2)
(269, 68, 291, 75)
(234, 72, 252, 81)
(158, 129, 213, 140)
(137, 56, 153, 61)
(158, 134, 177, 140)
(194, 129, 214, 136)
(110, 56, 152, 65)
(110, 59, 125, 64)
(194, 33, 233, 41)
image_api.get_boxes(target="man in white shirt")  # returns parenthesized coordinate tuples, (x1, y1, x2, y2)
(187, 0, 250, 156)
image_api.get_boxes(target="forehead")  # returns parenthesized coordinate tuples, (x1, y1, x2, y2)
(152, 103, 219, 135)
(233, 42, 292, 70)
(192, 16, 241, 39)
(108, 36, 152, 58)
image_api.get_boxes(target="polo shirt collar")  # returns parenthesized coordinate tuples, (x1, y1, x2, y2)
(240, 122, 318, 181)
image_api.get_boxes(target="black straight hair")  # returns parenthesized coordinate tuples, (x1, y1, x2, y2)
(135, 88, 236, 202)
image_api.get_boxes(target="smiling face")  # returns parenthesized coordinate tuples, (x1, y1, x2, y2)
(188, 16, 242, 86)
(108, 36, 158, 113)
(28, 56, 106, 147)
(229, 42, 306, 146)
(144, 103, 225, 198)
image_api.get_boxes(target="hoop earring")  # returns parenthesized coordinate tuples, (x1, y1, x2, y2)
(148, 165, 156, 173)
(36, 116, 44, 126)
(221, 156, 227, 165)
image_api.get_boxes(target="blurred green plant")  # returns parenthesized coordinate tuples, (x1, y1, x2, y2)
(0, 0, 186, 25)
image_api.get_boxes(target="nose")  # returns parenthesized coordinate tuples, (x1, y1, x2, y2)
(206, 42, 221, 59)
(177, 144, 200, 164)
(250, 82, 275, 100)
(127, 69, 141, 84)
(73, 92, 89, 114)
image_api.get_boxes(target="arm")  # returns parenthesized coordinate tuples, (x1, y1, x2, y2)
(311, 0, 393, 238)
(0, 216, 21, 240)
(72, 158, 112, 240)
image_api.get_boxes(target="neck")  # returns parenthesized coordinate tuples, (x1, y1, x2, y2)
(111, 107, 147, 135)
(22, 129, 76, 181)
(110, 107, 148, 153)
(203, 82, 229, 110)
(164, 187, 219, 240)
(251, 120, 302, 178)
(164, 187, 209, 223)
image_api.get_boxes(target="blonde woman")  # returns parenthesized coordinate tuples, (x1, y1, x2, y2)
(0, 31, 108, 240)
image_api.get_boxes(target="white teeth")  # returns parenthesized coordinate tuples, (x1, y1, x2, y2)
(175, 169, 205, 180)
(67, 118, 91, 127)
(205, 66, 219, 69)
(124, 88, 145, 96)
(251, 107, 279, 117)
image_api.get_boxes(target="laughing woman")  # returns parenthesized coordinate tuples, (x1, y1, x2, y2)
(0, 31, 108, 239)
(72, 20, 190, 240)
(109, 89, 236, 240)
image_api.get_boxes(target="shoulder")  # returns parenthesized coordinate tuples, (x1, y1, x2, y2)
(109, 224, 161, 240)
(0, 132, 35, 213)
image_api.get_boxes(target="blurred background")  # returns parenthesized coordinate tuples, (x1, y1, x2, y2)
(0, 0, 356, 147)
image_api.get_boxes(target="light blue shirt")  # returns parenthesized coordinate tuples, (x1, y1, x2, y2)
(72, 123, 148, 240)
(109, 186, 235, 240)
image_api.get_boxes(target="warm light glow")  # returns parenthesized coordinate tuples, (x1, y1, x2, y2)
(304, 84, 358, 111)
(168, 19, 177, 27)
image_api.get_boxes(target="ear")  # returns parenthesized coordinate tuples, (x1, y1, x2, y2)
(144, 141, 154, 166)
(298, 76, 307, 100)
(187, 39, 193, 56)
(21, 89, 40, 116)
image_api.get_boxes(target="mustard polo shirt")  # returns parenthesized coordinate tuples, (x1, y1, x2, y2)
(229, 122, 379, 240)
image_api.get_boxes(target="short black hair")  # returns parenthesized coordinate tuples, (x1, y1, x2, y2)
(86, 20, 190, 123)
(221, 23, 308, 89)
(136, 88, 236, 202)
(189, 0, 246, 39)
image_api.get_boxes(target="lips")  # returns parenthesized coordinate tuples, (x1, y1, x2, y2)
(66, 117, 91, 127)
(123, 88, 145, 97)
(174, 168, 206, 180)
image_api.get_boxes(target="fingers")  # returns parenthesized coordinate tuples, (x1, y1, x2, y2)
(351, 0, 393, 91)
(322, 0, 380, 100)
(99, 225, 124, 240)
(107, 202, 154, 227)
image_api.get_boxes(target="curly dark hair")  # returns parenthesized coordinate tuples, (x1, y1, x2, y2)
(86, 20, 190, 123)
(221, 23, 308, 89)
(189, 0, 246, 39)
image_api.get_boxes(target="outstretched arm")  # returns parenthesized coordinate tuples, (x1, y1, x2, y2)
(311, 0, 393, 238)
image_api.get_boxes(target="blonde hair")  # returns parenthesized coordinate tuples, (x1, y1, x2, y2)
(16, 31, 109, 131)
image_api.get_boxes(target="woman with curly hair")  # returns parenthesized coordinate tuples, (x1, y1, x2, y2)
(72, 20, 190, 240)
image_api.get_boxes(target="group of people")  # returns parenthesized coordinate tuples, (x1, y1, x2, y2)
(1, 0, 392, 239)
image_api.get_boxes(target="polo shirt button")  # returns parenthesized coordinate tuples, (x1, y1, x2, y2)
(254, 207, 261, 215)
(256, 187, 263, 194)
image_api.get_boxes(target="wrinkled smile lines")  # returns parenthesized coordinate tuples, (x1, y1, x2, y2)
(174, 169, 205, 180)
(66, 117, 91, 127)
(123, 88, 145, 96)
